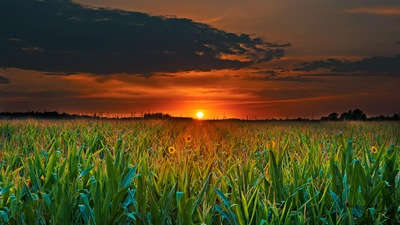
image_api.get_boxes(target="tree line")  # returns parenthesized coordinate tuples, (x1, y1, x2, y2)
(320, 109, 400, 121)
(0, 109, 399, 121)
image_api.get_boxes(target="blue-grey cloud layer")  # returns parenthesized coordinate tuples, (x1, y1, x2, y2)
(295, 54, 400, 76)
(0, 0, 289, 75)
(0, 76, 10, 84)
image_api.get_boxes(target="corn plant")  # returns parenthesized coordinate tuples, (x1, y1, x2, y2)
(0, 120, 398, 224)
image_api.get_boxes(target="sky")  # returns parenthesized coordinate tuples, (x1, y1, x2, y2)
(1, 0, 400, 119)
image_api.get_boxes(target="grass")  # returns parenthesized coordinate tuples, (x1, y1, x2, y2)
(0, 119, 399, 224)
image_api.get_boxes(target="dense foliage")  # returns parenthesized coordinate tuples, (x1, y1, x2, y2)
(0, 120, 399, 224)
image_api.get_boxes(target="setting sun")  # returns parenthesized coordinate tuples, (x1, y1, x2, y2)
(196, 111, 204, 119)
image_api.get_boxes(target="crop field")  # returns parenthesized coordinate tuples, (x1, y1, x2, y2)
(0, 119, 399, 224)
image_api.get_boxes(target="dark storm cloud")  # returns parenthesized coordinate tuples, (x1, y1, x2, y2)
(243, 70, 311, 82)
(0, 76, 10, 84)
(295, 54, 400, 76)
(0, 0, 289, 76)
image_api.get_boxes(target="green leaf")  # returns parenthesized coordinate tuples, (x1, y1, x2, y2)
(176, 191, 184, 203)
(149, 191, 162, 225)
(45, 150, 59, 186)
(78, 166, 94, 179)
(213, 187, 231, 208)
(41, 192, 51, 206)
(80, 193, 95, 222)
(364, 181, 385, 210)
(121, 167, 137, 188)
(0, 210, 9, 223)
(192, 172, 212, 219)
(0, 185, 13, 195)
(215, 205, 232, 224)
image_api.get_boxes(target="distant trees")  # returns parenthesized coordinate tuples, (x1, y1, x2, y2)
(0, 110, 398, 121)
(327, 112, 339, 121)
(339, 109, 367, 121)
(368, 113, 400, 121)
(0, 111, 188, 120)
(143, 112, 171, 119)
(321, 109, 399, 121)
(321, 109, 366, 121)
(0, 111, 94, 120)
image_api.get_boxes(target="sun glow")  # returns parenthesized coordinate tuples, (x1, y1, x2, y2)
(196, 111, 204, 119)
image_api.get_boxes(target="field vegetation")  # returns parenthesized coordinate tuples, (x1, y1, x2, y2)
(0, 119, 399, 224)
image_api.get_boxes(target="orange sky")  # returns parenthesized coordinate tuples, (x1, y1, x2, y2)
(0, 0, 399, 119)
(1, 66, 399, 119)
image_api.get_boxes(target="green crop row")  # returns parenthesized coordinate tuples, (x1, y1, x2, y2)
(0, 120, 399, 224)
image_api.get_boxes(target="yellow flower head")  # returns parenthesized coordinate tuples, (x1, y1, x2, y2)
(26, 178, 32, 188)
(267, 140, 276, 149)
(168, 146, 176, 154)
(40, 175, 45, 183)
(185, 135, 192, 143)
(371, 146, 378, 154)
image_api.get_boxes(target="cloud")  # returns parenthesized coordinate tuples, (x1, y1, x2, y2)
(244, 70, 311, 82)
(0, 0, 289, 76)
(345, 7, 400, 16)
(295, 54, 400, 76)
(0, 76, 10, 84)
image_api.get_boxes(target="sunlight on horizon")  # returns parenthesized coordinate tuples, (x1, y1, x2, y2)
(196, 111, 204, 119)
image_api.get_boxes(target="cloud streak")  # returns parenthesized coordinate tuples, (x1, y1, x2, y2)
(345, 7, 400, 16)
(0, 76, 10, 84)
(295, 54, 400, 76)
(0, 0, 289, 76)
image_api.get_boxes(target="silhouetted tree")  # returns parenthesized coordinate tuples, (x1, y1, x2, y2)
(339, 109, 366, 121)
(143, 112, 171, 119)
(339, 110, 351, 120)
(352, 109, 366, 120)
(328, 112, 339, 121)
